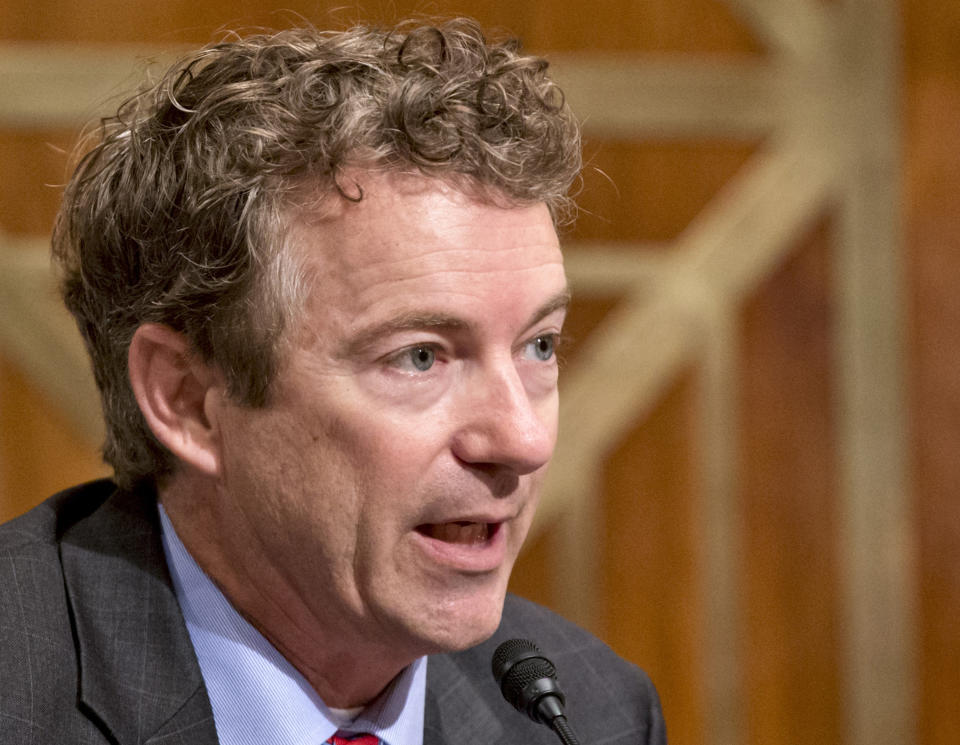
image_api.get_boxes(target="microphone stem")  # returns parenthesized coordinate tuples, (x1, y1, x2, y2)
(550, 715, 582, 745)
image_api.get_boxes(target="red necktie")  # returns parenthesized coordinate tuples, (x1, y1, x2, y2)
(326, 733, 381, 745)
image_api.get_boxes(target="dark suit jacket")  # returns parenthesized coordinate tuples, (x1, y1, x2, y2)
(0, 480, 665, 744)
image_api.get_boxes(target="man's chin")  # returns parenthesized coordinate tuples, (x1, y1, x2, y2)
(402, 589, 507, 655)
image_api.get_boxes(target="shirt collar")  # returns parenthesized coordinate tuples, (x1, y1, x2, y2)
(158, 503, 426, 745)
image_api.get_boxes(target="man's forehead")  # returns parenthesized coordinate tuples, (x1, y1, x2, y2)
(283, 171, 560, 275)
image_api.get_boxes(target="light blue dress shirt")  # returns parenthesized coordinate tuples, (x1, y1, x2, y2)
(158, 505, 426, 745)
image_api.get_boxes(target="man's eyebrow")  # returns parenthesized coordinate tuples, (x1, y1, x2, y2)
(340, 287, 571, 359)
(341, 312, 471, 358)
(526, 288, 572, 330)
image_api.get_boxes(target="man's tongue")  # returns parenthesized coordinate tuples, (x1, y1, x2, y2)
(418, 521, 490, 544)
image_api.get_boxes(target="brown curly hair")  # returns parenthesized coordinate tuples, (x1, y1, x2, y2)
(52, 18, 582, 489)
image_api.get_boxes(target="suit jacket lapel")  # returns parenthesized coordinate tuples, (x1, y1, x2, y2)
(60, 484, 219, 745)
(424, 652, 506, 745)
(422, 605, 561, 745)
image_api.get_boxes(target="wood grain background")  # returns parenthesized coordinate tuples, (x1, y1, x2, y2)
(1, 2, 957, 744)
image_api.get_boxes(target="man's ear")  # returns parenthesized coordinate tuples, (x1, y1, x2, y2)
(128, 323, 223, 478)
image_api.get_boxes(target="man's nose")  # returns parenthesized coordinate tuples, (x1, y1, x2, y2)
(450, 361, 557, 476)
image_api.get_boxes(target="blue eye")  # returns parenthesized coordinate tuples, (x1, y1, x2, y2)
(406, 346, 435, 371)
(526, 335, 556, 362)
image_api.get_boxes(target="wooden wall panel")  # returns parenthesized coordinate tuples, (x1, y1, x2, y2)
(0, 357, 108, 518)
(739, 218, 843, 745)
(903, 1, 960, 743)
(0, 127, 100, 517)
(601, 369, 705, 745)
(574, 141, 759, 243)
(0, 131, 72, 235)
(0, 0, 762, 51)
(523, 0, 765, 55)
(909, 208, 960, 745)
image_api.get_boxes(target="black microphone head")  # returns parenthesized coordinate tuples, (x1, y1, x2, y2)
(491, 638, 566, 725)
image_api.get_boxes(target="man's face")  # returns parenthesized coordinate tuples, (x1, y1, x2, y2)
(213, 173, 567, 663)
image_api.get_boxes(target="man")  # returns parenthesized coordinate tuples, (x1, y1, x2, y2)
(0, 18, 665, 745)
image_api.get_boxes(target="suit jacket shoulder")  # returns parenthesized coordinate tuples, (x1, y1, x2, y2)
(424, 594, 666, 745)
(0, 480, 217, 745)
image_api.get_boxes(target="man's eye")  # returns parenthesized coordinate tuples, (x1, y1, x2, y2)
(400, 345, 435, 371)
(525, 335, 556, 362)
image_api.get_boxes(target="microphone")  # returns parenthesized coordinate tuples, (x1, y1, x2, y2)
(491, 638, 582, 745)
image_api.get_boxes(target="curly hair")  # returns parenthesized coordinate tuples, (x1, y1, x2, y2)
(52, 18, 582, 490)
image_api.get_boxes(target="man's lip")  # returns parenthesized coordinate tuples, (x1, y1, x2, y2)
(411, 518, 509, 571)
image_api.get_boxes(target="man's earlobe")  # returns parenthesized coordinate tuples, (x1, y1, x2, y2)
(128, 324, 222, 477)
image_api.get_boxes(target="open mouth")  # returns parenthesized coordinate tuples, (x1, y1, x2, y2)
(416, 521, 498, 545)
(413, 519, 507, 571)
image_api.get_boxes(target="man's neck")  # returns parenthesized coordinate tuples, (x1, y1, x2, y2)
(157, 500, 428, 745)
(158, 472, 417, 707)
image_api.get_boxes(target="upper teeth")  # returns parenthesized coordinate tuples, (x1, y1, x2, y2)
(428, 522, 490, 544)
